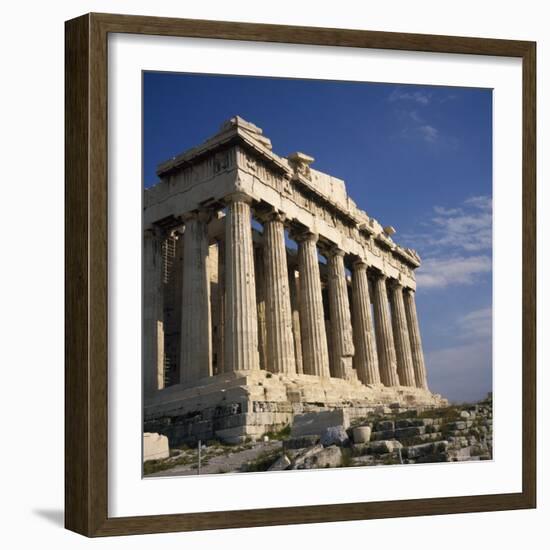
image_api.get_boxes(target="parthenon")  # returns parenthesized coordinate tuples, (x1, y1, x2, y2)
(144, 117, 446, 445)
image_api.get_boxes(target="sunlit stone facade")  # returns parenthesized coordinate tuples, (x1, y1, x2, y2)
(143, 117, 445, 444)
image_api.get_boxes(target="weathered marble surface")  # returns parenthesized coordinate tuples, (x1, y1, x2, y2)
(143, 116, 446, 444)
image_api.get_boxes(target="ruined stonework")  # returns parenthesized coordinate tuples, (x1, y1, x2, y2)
(143, 116, 447, 445)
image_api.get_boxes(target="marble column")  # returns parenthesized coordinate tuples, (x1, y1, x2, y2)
(372, 272, 400, 386)
(288, 266, 304, 375)
(351, 260, 381, 385)
(403, 288, 429, 389)
(179, 211, 212, 385)
(216, 238, 226, 374)
(296, 232, 330, 377)
(224, 193, 260, 372)
(327, 247, 355, 379)
(389, 281, 416, 387)
(143, 227, 165, 396)
(263, 212, 296, 375)
(254, 246, 268, 371)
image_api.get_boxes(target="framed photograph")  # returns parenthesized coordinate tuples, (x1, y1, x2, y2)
(65, 12, 536, 537)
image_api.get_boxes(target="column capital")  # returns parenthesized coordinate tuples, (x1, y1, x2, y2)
(292, 229, 319, 244)
(181, 208, 212, 224)
(388, 278, 404, 291)
(352, 258, 369, 271)
(224, 191, 253, 205)
(326, 245, 346, 259)
(258, 208, 287, 225)
(371, 268, 387, 281)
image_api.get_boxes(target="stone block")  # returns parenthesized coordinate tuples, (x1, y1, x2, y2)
(290, 409, 350, 438)
(320, 426, 350, 447)
(268, 454, 292, 471)
(351, 455, 375, 467)
(143, 432, 169, 462)
(291, 444, 325, 468)
(372, 429, 395, 441)
(352, 426, 372, 444)
(374, 406, 393, 415)
(296, 445, 343, 469)
(375, 420, 394, 432)
(412, 418, 434, 427)
(369, 440, 403, 454)
(351, 443, 370, 457)
(395, 418, 413, 429)
(445, 421, 467, 431)
(394, 426, 426, 439)
(402, 442, 434, 459)
(395, 419, 413, 428)
(283, 435, 321, 450)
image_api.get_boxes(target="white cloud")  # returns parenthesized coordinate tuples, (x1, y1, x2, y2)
(403, 195, 493, 254)
(464, 195, 492, 211)
(389, 87, 431, 105)
(419, 124, 439, 143)
(433, 206, 461, 216)
(416, 255, 492, 288)
(456, 306, 492, 340)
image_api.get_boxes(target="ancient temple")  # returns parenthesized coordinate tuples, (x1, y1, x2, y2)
(143, 117, 446, 445)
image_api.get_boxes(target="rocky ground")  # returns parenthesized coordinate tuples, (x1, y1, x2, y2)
(144, 394, 492, 476)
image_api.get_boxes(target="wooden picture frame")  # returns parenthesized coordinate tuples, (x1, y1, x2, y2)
(65, 12, 536, 537)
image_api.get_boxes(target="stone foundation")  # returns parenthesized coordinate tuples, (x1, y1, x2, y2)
(144, 370, 446, 445)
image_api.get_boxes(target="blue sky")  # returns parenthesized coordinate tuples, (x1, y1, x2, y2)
(143, 72, 493, 404)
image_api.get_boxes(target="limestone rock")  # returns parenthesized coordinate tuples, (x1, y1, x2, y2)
(290, 409, 350, 438)
(295, 445, 343, 469)
(372, 429, 395, 441)
(283, 434, 321, 450)
(351, 443, 370, 457)
(320, 425, 350, 447)
(446, 421, 467, 431)
(395, 419, 413, 428)
(143, 432, 169, 462)
(402, 442, 434, 459)
(394, 426, 425, 439)
(268, 454, 292, 471)
(291, 444, 324, 469)
(351, 455, 375, 467)
(374, 406, 393, 415)
(369, 440, 403, 454)
(375, 420, 394, 431)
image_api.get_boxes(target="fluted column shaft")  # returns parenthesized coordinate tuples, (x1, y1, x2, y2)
(372, 273, 400, 386)
(288, 266, 304, 374)
(403, 289, 429, 389)
(389, 282, 416, 387)
(327, 248, 355, 378)
(224, 194, 260, 372)
(254, 246, 268, 371)
(351, 260, 380, 385)
(180, 213, 212, 384)
(143, 228, 165, 396)
(263, 213, 296, 374)
(296, 233, 330, 377)
(216, 238, 226, 374)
